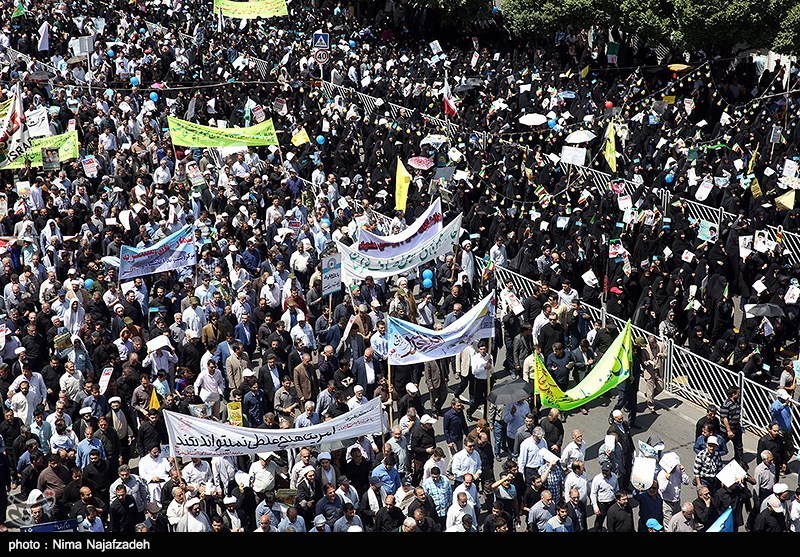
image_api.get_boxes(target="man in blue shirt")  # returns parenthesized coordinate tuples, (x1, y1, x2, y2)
(371, 454, 402, 494)
(76, 425, 106, 470)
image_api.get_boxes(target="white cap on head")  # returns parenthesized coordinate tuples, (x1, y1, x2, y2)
(776, 388, 790, 401)
(773, 483, 789, 494)
(257, 451, 275, 460)
(767, 494, 783, 512)
(706, 435, 719, 445)
(353, 385, 364, 393)
(108, 396, 121, 404)
(421, 414, 437, 425)
(185, 497, 201, 507)
(223, 496, 237, 505)
(405, 383, 418, 394)
(242, 369, 255, 377)
(79, 407, 92, 415)
(317, 452, 332, 461)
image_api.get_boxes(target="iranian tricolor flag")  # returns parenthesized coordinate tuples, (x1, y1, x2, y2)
(442, 77, 458, 116)
(0, 85, 30, 169)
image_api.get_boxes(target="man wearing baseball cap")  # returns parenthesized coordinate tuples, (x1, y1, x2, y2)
(693, 435, 722, 495)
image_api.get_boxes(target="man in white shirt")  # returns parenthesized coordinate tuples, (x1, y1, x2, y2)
(450, 439, 482, 484)
(249, 452, 278, 498)
(563, 460, 590, 505)
(518, 427, 547, 482)
(468, 343, 492, 415)
(560, 429, 587, 470)
(290, 316, 316, 351)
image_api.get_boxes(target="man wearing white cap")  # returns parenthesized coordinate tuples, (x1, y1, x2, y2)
(175, 497, 210, 532)
(770, 388, 794, 470)
(692, 435, 722, 494)
(347, 385, 368, 411)
(249, 452, 278, 500)
(752, 494, 789, 532)
(221, 496, 245, 532)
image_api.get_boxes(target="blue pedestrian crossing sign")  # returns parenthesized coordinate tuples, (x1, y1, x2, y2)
(312, 32, 330, 50)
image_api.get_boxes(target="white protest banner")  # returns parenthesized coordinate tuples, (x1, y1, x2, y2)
(321, 252, 342, 296)
(631, 456, 657, 491)
(119, 224, 196, 280)
(98, 367, 113, 394)
(784, 159, 798, 178)
(163, 396, 383, 457)
(716, 460, 747, 488)
(560, 145, 586, 166)
(387, 292, 495, 364)
(357, 198, 443, 258)
(338, 214, 462, 280)
(24, 107, 50, 138)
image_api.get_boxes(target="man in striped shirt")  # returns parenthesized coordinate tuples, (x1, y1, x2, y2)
(720, 385, 745, 467)
(693, 435, 723, 495)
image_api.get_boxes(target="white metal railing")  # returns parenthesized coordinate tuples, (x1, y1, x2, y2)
(480, 260, 800, 446)
(561, 162, 800, 264)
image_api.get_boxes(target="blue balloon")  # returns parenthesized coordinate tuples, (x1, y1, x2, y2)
(316, 135, 325, 145)
(149, 92, 159, 102)
(130, 76, 140, 86)
(422, 269, 434, 280)
(349, 40, 356, 48)
(547, 119, 556, 128)
(665, 173, 674, 184)
(107, 50, 114, 58)
(84, 278, 94, 290)
(139, 28, 147, 34)
(422, 278, 433, 289)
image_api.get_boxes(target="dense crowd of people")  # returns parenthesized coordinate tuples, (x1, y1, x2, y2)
(0, 0, 798, 534)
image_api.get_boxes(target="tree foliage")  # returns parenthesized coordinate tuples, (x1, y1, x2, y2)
(773, 3, 800, 54)
(503, 0, 602, 38)
(501, 0, 800, 53)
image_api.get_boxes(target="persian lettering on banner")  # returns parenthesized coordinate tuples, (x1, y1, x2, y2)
(356, 198, 443, 258)
(163, 397, 383, 457)
(336, 214, 462, 280)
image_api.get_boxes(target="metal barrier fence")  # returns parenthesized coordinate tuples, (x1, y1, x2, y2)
(485, 262, 800, 447)
(562, 162, 800, 265)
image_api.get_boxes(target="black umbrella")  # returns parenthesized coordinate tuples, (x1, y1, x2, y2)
(487, 379, 533, 405)
(453, 78, 484, 94)
(749, 303, 784, 318)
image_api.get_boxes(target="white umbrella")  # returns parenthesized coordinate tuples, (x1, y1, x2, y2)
(420, 134, 448, 149)
(565, 130, 597, 144)
(518, 113, 547, 126)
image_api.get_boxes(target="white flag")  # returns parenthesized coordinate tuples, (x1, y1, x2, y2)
(38, 21, 49, 52)
(217, 8, 224, 33)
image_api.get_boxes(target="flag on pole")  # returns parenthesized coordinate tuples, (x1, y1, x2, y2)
(707, 507, 734, 532)
(604, 120, 617, 173)
(291, 128, 310, 146)
(775, 190, 795, 211)
(0, 85, 31, 170)
(442, 77, 458, 116)
(148, 387, 161, 410)
(37, 21, 49, 51)
(395, 157, 411, 211)
(10, 1, 25, 18)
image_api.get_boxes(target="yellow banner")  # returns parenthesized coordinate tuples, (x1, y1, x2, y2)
(604, 120, 617, 173)
(0, 98, 11, 120)
(395, 157, 411, 211)
(3, 130, 79, 169)
(291, 128, 310, 146)
(167, 116, 278, 147)
(213, 0, 288, 19)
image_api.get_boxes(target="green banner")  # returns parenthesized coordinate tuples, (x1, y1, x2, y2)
(534, 321, 633, 411)
(167, 116, 278, 147)
(213, 0, 288, 19)
(4, 130, 79, 169)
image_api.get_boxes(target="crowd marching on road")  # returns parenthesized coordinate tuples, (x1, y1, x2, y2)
(0, 0, 799, 535)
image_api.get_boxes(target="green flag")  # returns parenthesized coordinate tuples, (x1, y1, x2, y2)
(533, 321, 633, 411)
(167, 116, 278, 147)
(11, 1, 25, 18)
